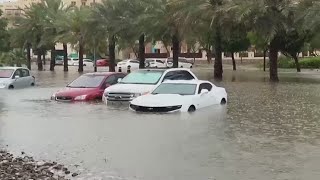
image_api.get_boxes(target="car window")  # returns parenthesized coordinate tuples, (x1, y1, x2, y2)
(152, 83, 197, 95)
(163, 70, 195, 81)
(116, 73, 126, 79)
(105, 75, 117, 85)
(198, 83, 213, 94)
(67, 75, 105, 88)
(21, 69, 30, 77)
(120, 70, 164, 85)
(130, 60, 139, 64)
(13, 69, 22, 78)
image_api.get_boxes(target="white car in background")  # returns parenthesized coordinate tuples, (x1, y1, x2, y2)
(67, 58, 79, 66)
(103, 68, 198, 103)
(145, 58, 167, 68)
(73, 59, 94, 67)
(166, 57, 194, 68)
(130, 80, 227, 113)
(0, 67, 35, 89)
(117, 59, 140, 72)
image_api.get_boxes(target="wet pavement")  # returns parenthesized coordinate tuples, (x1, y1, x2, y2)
(1, 65, 320, 180)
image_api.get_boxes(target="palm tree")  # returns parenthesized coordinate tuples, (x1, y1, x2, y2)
(233, 0, 308, 81)
(11, 3, 46, 70)
(39, 0, 67, 71)
(55, 6, 92, 72)
(172, 0, 234, 80)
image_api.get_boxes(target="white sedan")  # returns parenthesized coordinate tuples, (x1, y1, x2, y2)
(145, 59, 167, 68)
(117, 59, 140, 72)
(73, 59, 94, 67)
(0, 67, 35, 89)
(129, 80, 227, 113)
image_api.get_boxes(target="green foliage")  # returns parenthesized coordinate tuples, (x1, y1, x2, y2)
(0, 10, 10, 52)
(277, 56, 320, 69)
(0, 49, 27, 66)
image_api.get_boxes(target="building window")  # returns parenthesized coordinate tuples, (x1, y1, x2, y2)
(81, 2, 86, 6)
(71, 1, 76, 6)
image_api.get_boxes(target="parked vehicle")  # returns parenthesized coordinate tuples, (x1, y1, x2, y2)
(73, 59, 93, 67)
(0, 67, 35, 89)
(130, 80, 227, 113)
(103, 68, 198, 103)
(166, 58, 193, 68)
(51, 72, 126, 102)
(55, 56, 64, 65)
(117, 59, 140, 72)
(145, 58, 167, 68)
(96, 59, 109, 67)
(67, 58, 79, 66)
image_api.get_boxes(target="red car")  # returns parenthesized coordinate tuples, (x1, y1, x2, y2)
(51, 72, 126, 102)
(96, 59, 109, 67)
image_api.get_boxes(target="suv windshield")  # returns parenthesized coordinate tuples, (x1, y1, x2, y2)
(67, 75, 105, 88)
(120, 70, 164, 85)
(0, 69, 14, 78)
(152, 83, 197, 95)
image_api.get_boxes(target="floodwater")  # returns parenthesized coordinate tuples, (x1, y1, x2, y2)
(1, 65, 320, 180)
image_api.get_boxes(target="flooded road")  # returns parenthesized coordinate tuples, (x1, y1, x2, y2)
(1, 66, 320, 180)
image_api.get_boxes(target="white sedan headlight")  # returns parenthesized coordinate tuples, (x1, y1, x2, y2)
(133, 93, 142, 97)
(74, 95, 87, 101)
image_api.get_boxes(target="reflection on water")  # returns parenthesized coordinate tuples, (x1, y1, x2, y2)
(0, 66, 320, 180)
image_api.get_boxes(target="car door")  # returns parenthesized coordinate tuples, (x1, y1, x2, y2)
(11, 69, 24, 88)
(197, 83, 215, 108)
(156, 60, 166, 68)
(20, 69, 33, 87)
(129, 60, 140, 70)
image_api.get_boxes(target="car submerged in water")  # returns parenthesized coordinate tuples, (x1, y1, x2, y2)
(51, 72, 126, 102)
(129, 80, 227, 113)
(0, 67, 35, 89)
(103, 68, 198, 103)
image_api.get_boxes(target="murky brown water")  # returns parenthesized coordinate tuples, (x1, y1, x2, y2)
(1, 65, 320, 180)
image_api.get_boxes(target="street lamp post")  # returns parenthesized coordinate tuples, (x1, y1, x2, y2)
(94, 37, 97, 72)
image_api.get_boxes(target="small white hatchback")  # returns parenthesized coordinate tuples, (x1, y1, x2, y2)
(0, 67, 35, 89)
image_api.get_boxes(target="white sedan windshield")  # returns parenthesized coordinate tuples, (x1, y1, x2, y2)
(152, 83, 197, 95)
(120, 70, 164, 84)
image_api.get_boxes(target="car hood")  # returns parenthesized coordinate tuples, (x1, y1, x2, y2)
(54, 87, 100, 97)
(0, 78, 12, 86)
(131, 94, 192, 107)
(104, 83, 156, 94)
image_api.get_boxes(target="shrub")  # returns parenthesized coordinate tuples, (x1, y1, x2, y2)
(277, 56, 320, 69)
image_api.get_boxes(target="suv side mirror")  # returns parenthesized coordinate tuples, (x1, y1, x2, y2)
(200, 89, 209, 95)
(14, 75, 20, 79)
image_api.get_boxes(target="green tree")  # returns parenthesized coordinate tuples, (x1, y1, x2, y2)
(0, 10, 10, 53)
(0, 49, 26, 67)
(247, 32, 269, 71)
(55, 6, 92, 72)
(223, 23, 250, 71)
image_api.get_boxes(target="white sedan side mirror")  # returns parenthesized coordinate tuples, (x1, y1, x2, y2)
(200, 89, 209, 95)
(15, 75, 20, 79)
(117, 78, 122, 83)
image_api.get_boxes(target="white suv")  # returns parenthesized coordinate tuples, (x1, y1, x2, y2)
(103, 68, 198, 103)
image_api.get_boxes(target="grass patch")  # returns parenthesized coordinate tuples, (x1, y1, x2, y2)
(259, 56, 320, 69)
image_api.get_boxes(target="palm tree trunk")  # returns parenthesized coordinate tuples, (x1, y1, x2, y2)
(206, 47, 212, 64)
(231, 52, 236, 71)
(108, 35, 116, 72)
(78, 41, 84, 72)
(63, 43, 68, 72)
(26, 43, 31, 70)
(42, 53, 46, 66)
(214, 29, 223, 80)
(37, 50, 43, 71)
(139, 34, 145, 69)
(269, 40, 279, 82)
(172, 34, 179, 68)
(263, 49, 267, 72)
(50, 46, 55, 71)
(293, 56, 301, 72)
